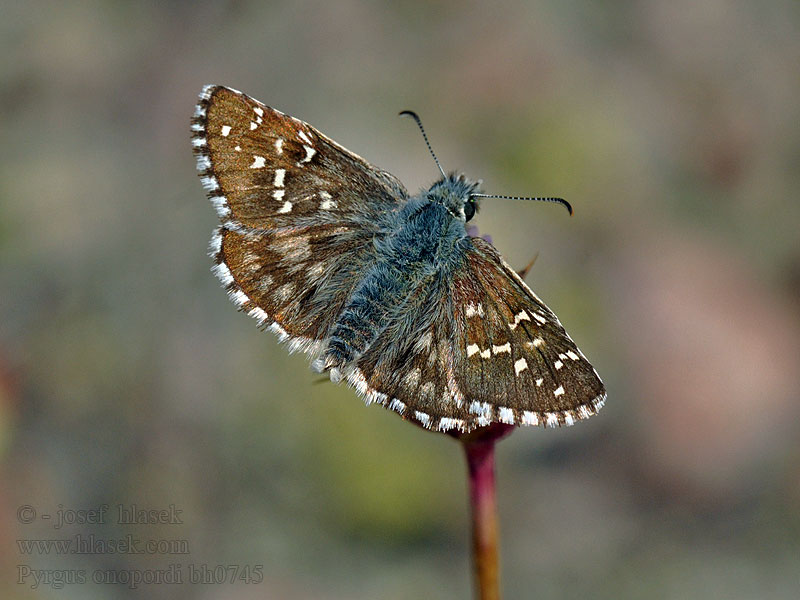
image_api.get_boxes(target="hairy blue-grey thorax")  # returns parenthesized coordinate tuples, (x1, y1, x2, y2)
(324, 175, 480, 368)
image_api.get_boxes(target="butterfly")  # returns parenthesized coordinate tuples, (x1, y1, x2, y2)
(192, 85, 605, 433)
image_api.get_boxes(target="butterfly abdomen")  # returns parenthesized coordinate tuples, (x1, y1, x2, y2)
(324, 201, 464, 368)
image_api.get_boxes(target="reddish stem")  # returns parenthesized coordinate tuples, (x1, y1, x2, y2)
(460, 423, 514, 600)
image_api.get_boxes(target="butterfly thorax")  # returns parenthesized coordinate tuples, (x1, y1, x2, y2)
(322, 197, 469, 372)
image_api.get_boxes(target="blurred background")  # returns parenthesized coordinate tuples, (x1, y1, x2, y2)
(1, 1, 799, 598)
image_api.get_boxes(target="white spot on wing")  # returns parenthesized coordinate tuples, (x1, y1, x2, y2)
(269, 322, 288, 342)
(222, 219, 244, 233)
(514, 358, 528, 375)
(253, 106, 264, 117)
(209, 229, 223, 256)
(274, 282, 295, 302)
(212, 262, 234, 286)
(403, 368, 421, 389)
(499, 407, 514, 424)
(274, 168, 286, 187)
(414, 411, 431, 428)
(469, 401, 492, 417)
(554, 385, 565, 397)
(466, 303, 485, 318)
(241, 251, 260, 273)
(256, 274, 273, 291)
(221, 125, 232, 137)
(278, 235, 311, 262)
(492, 343, 511, 355)
(277, 200, 293, 213)
(349, 368, 369, 396)
(414, 331, 433, 353)
(248, 307, 269, 325)
(438, 417, 464, 432)
(299, 145, 316, 163)
(509, 310, 531, 330)
(554, 360, 563, 370)
(522, 411, 540, 426)
(230, 289, 249, 307)
(367, 389, 388, 406)
(595, 395, 606, 410)
(272, 189, 285, 200)
(298, 130, 312, 145)
(467, 343, 480, 357)
(250, 156, 266, 169)
(419, 382, 435, 400)
(209, 195, 229, 218)
(567, 350, 580, 360)
(308, 262, 327, 279)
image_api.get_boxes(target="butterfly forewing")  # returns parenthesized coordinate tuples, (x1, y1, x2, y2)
(193, 85, 406, 231)
(348, 237, 604, 432)
(453, 238, 605, 427)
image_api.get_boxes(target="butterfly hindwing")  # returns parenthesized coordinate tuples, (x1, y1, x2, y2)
(349, 274, 472, 430)
(212, 224, 382, 349)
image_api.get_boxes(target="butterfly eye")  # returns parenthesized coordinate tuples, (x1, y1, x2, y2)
(464, 199, 476, 221)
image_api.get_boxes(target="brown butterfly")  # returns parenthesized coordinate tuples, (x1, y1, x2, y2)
(192, 85, 605, 432)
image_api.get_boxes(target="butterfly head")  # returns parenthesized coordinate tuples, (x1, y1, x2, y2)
(400, 110, 572, 221)
(426, 173, 481, 222)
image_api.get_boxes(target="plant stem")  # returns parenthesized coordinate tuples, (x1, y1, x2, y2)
(464, 436, 501, 600)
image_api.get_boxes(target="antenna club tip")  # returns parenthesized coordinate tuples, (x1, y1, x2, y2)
(557, 198, 573, 216)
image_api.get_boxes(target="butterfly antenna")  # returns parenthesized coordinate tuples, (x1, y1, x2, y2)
(471, 193, 573, 216)
(399, 110, 447, 179)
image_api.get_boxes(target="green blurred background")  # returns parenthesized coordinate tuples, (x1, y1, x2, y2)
(2, 1, 799, 598)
